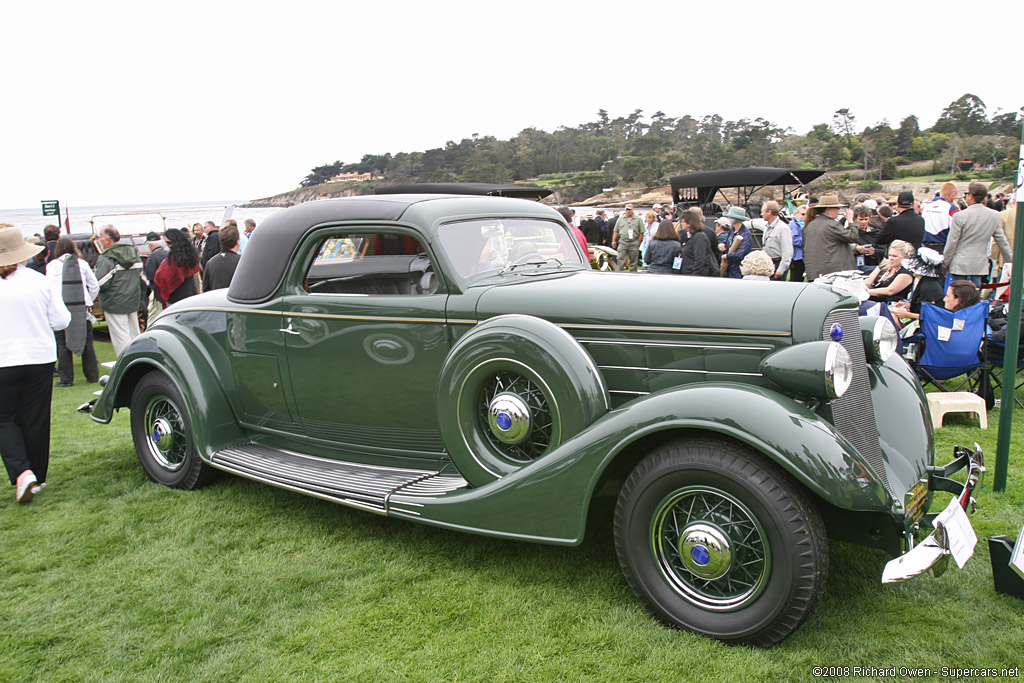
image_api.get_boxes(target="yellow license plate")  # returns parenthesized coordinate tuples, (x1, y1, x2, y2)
(905, 479, 929, 525)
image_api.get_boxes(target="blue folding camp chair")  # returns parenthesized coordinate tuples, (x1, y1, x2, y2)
(911, 301, 990, 399)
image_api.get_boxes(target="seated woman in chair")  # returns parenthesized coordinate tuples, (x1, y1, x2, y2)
(889, 246, 947, 328)
(864, 239, 914, 303)
(944, 279, 981, 312)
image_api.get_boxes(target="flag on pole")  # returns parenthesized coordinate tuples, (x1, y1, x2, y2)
(65, 205, 71, 233)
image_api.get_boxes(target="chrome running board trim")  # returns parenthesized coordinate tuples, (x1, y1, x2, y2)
(210, 443, 468, 514)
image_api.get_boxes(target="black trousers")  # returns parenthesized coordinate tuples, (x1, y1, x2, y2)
(56, 323, 99, 384)
(0, 363, 54, 485)
(789, 259, 806, 282)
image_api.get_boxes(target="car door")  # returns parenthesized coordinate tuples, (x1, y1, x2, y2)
(282, 228, 450, 457)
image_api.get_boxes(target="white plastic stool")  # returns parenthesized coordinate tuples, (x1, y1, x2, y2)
(926, 392, 988, 429)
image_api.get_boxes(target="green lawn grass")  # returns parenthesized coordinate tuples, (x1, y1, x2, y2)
(3, 340, 1023, 681)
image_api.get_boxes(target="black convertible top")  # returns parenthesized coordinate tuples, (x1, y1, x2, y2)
(227, 193, 561, 304)
(670, 167, 825, 206)
(375, 182, 551, 200)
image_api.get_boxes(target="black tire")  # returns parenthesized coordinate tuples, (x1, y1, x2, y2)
(614, 437, 828, 647)
(130, 371, 214, 490)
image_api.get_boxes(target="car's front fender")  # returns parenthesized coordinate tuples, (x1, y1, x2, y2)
(90, 328, 245, 458)
(390, 382, 893, 544)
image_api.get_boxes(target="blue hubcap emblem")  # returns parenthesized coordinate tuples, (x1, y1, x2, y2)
(496, 412, 512, 431)
(690, 544, 711, 566)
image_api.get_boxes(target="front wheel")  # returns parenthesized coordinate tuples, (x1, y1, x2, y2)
(130, 371, 214, 490)
(614, 438, 828, 647)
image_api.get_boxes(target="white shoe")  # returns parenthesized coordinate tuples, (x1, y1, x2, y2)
(16, 471, 38, 504)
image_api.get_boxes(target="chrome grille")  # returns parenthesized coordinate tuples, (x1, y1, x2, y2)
(823, 309, 893, 497)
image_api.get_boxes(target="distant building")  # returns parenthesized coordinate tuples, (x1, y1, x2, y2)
(329, 171, 376, 183)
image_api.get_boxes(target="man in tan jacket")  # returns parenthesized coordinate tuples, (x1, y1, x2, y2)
(945, 182, 1011, 286)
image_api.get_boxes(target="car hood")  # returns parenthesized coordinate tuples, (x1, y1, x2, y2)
(474, 271, 852, 340)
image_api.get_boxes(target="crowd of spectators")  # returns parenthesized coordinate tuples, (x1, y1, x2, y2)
(570, 180, 1014, 296)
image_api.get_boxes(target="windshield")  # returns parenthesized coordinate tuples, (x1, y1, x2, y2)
(437, 218, 585, 279)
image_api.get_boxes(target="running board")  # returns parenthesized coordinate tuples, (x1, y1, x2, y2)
(210, 443, 468, 514)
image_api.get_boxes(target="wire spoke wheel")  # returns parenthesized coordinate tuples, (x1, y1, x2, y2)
(651, 486, 769, 611)
(478, 371, 552, 462)
(615, 438, 828, 646)
(130, 371, 214, 490)
(143, 394, 188, 472)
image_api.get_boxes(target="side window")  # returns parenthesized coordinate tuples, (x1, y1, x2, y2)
(304, 232, 437, 296)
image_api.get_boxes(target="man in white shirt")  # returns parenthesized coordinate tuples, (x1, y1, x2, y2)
(921, 181, 959, 251)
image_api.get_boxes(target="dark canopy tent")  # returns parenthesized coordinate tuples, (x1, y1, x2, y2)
(669, 167, 825, 211)
(375, 182, 552, 200)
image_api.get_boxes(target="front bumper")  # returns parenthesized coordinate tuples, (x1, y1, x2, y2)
(882, 443, 985, 583)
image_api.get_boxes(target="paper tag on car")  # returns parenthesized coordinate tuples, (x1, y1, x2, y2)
(935, 496, 977, 568)
(953, 318, 965, 331)
(673, 256, 682, 269)
(937, 326, 952, 341)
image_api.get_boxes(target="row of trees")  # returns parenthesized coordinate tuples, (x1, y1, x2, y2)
(300, 94, 1021, 200)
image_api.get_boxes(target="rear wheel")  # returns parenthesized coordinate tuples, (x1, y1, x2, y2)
(614, 437, 827, 647)
(130, 371, 214, 489)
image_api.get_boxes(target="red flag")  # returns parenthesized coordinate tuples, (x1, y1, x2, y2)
(64, 206, 70, 233)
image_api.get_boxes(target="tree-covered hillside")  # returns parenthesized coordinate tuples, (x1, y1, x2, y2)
(300, 94, 1021, 202)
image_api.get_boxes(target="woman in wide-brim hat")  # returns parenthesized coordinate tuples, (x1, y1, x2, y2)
(0, 224, 72, 503)
(889, 246, 947, 326)
(720, 206, 754, 278)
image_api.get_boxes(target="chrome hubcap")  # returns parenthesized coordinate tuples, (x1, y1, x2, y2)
(678, 522, 732, 580)
(478, 371, 552, 463)
(486, 393, 532, 444)
(152, 417, 174, 453)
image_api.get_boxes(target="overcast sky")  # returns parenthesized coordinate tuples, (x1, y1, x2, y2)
(3, 0, 1020, 209)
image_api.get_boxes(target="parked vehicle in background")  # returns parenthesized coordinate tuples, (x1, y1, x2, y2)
(83, 186, 982, 647)
(671, 167, 826, 247)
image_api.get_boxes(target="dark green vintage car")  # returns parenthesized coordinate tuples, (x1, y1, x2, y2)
(86, 192, 983, 647)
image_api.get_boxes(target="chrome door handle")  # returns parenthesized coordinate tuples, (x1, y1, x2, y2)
(280, 321, 300, 335)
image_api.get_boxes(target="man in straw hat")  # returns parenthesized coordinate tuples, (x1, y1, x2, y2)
(0, 224, 72, 503)
(803, 194, 861, 280)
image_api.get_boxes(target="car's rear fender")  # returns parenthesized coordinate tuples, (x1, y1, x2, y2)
(90, 328, 245, 458)
(391, 382, 894, 544)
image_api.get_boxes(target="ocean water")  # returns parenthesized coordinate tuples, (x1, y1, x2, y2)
(1, 201, 284, 239)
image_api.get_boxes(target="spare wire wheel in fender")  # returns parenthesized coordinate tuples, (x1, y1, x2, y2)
(438, 315, 608, 486)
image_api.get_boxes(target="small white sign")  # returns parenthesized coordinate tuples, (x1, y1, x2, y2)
(953, 318, 965, 331)
(938, 325, 952, 342)
(934, 496, 978, 569)
(1011, 524, 1024, 580)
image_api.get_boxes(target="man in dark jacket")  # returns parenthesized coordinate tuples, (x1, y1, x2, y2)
(203, 225, 242, 291)
(594, 210, 609, 246)
(95, 225, 144, 356)
(874, 191, 925, 252)
(200, 221, 221, 268)
(143, 232, 167, 320)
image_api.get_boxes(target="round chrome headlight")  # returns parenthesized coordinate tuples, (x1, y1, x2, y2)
(861, 315, 898, 363)
(825, 342, 853, 398)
